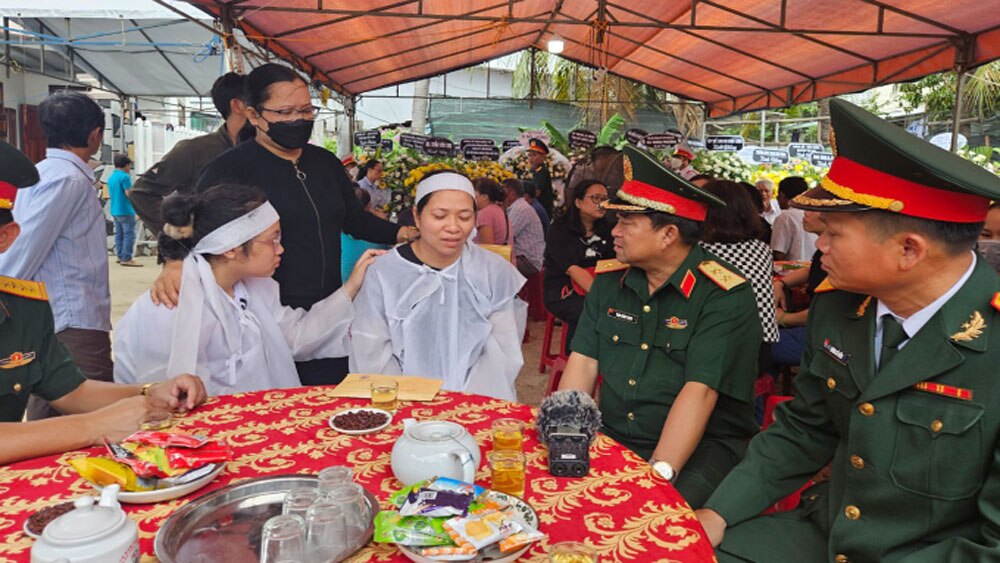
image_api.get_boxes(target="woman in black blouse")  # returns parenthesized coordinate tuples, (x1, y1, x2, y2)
(542, 179, 616, 354)
(153, 64, 416, 385)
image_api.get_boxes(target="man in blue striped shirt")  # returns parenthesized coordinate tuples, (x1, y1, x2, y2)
(0, 92, 113, 420)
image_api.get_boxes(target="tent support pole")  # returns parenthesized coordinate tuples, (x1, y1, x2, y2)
(529, 47, 536, 110)
(951, 36, 973, 152)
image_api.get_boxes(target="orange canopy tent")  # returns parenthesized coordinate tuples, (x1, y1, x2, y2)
(183, 0, 1000, 117)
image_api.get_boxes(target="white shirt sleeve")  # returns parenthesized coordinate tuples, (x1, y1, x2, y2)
(461, 298, 527, 402)
(770, 212, 794, 255)
(113, 293, 172, 386)
(348, 268, 403, 375)
(260, 279, 355, 362)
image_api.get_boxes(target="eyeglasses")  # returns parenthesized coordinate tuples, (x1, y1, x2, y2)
(587, 195, 609, 204)
(253, 233, 282, 250)
(257, 106, 321, 120)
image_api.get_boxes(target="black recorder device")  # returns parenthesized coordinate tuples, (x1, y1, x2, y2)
(546, 426, 590, 477)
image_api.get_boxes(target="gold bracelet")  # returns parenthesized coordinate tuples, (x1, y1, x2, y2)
(140, 382, 157, 396)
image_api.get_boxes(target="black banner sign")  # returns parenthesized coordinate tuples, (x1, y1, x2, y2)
(751, 148, 790, 165)
(422, 137, 455, 156)
(380, 139, 394, 152)
(399, 132, 429, 149)
(568, 129, 598, 149)
(463, 145, 500, 161)
(643, 132, 682, 149)
(809, 152, 835, 167)
(787, 143, 824, 158)
(501, 140, 521, 153)
(460, 138, 496, 151)
(625, 128, 649, 146)
(353, 130, 381, 147)
(705, 135, 744, 152)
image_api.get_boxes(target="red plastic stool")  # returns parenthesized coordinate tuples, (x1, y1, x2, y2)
(539, 312, 569, 374)
(518, 272, 546, 322)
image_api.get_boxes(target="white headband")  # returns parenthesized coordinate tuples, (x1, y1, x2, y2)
(193, 201, 280, 255)
(415, 172, 475, 205)
(166, 200, 280, 382)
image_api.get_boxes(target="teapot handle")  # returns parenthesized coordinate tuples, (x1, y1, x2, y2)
(451, 449, 476, 484)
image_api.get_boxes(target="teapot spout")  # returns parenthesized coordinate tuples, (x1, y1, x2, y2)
(402, 418, 417, 431)
(98, 484, 122, 510)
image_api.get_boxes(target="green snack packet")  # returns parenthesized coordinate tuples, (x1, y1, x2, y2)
(374, 511, 453, 546)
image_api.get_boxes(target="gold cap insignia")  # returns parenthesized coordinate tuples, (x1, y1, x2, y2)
(623, 155, 633, 182)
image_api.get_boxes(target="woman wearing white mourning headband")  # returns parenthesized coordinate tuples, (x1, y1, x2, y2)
(113, 183, 383, 395)
(349, 170, 527, 401)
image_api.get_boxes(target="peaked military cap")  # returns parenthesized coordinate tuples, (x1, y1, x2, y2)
(0, 141, 39, 210)
(527, 138, 549, 155)
(603, 145, 725, 222)
(792, 99, 1000, 223)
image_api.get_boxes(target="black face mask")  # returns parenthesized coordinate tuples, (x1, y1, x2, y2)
(261, 118, 314, 150)
(236, 120, 256, 143)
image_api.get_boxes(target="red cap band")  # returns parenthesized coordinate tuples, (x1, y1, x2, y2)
(619, 179, 709, 221)
(825, 157, 990, 223)
(0, 180, 16, 210)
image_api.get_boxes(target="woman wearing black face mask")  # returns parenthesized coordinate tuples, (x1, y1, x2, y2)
(152, 63, 418, 386)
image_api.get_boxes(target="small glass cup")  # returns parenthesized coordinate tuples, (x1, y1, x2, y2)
(492, 418, 525, 452)
(325, 483, 370, 546)
(260, 514, 306, 563)
(305, 500, 348, 563)
(370, 380, 399, 412)
(488, 451, 526, 497)
(548, 541, 598, 563)
(282, 488, 320, 521)
(317, 466, 353, 498)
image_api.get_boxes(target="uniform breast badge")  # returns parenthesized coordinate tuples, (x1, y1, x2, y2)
(950, 311, 985, 342)
(607, 308, 638, 323)
(0, 351, 36, 369)
(822, 339, 850, 365)
(913, 381, 973, 401)
(665, 316, 688, 330)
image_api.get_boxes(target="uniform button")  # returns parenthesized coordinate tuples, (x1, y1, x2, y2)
(807, 494, 819, 501)
(827, 377, 837, 390)
(13, 382, 22, 393)
(850, 455, 865, 470)
(642, 305, 651, 313)
(640, 343, 649, 351)
(835, 555, 849, 563)
(627, 412, 636, 420)
(858, 403, 875, 416)
(628, 379, 637, 386)
(844, 505, 861, 520)
(930, 419, 943, 433)
(612, 335, 620, 343)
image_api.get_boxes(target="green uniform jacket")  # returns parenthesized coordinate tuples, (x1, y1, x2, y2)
(707, 257, 1000, 562)
(0, 283, 85, 422)
(571, 245, 761, 463)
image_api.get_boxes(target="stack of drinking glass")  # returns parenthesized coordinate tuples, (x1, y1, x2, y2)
(260, 466, 372, 563)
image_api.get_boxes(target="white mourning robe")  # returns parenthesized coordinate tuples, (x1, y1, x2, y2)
(113, 277, 353, 395)
(349, 242, 527, 401)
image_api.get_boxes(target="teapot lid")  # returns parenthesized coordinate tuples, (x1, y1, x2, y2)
(43, 496, 129, 546)
(406, 420, 465, 442)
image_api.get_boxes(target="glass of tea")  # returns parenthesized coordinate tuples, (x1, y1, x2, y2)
(548, 541, 598, 563)
(492, 418, 525, 452)
(488, 451, 526, 497)
(370, 380, 399, 412)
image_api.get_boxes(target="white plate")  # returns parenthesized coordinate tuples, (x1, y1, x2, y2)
(397, 493, 539, 563)
(328, 408, 393, 435)
(95, 462, 226, 504)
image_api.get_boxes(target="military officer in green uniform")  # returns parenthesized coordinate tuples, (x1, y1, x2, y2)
(0, 141, 207, 466)
(558, 145, 762, 508)
(696, 99, 1000, 562)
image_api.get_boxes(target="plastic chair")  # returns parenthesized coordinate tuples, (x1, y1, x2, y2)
(519, 271, 546, 322)
(539, 311, 570, 374)
(761, 395, 812, 513)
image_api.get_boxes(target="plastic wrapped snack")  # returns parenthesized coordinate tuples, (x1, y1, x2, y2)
(68, 457, 153, 492)
(442, 510, 520, 551)
(399, 489, 474, 518)
(419, 544, 478, 561)
(122, 430, 210, 449)
(373, 511, 453, 546)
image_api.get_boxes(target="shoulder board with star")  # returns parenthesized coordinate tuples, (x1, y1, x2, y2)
(813, 276, 836, 294)
(697, 260, 745, 291)
(595, 259, 628, 274)
(0, 276, 48, 301)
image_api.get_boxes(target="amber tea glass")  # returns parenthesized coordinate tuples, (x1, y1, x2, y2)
(370, 381, 399, 412)
(491, 418, 525, 452)
(488, 451, 526, 497)
(548, 541, 598, 563)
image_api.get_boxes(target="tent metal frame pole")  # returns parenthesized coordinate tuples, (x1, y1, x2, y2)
(529, 46, 536, 110)
(32, 19, 125, 94)
(951, 35, 974, 152)
(129, 18, 201, 96)
(3, 17, 9, 79)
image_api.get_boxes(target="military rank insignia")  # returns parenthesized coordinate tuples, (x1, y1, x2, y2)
(680, 270, 696, 298)
(950, 311, 985, 342)
(822, 339, 850, 365)
(665, 316, 688, 330)
(913, 381, 973, 401)
(0, 351, 36, 369)
(697, 261, 745, 290)
(607, 308, 638, 323)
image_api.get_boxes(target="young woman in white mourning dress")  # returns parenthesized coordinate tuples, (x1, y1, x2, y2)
(114, 183, 381, 395)
(349, 171, 527, 401)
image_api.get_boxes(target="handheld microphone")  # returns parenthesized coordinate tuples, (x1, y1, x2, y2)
(536, 390, 602, 478)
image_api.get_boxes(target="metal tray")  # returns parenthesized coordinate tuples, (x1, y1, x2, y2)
(154, 474, 380, 563)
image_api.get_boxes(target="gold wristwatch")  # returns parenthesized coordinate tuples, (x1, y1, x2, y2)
(140, 382, 157, 396)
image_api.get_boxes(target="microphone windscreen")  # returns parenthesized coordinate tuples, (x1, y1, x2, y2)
(536, 390, 602, 446)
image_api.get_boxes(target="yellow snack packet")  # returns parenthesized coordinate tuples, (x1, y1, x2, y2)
(68, 457, 151, 491)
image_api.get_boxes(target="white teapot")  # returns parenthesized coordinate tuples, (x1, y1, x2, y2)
(391, 419, 481, 485)
(31, 485, 140, 563)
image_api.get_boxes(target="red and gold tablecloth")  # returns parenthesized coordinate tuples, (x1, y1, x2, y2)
(0, 387, 716, 562)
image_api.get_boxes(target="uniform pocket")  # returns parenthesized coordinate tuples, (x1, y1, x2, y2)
(804, 351, 859, 401)
(889, 392, 985, 499)
(594, 314, 640, 377)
